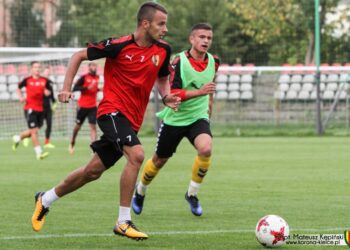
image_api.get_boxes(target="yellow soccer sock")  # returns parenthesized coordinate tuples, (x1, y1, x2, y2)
(141, 159, 161, 186)
(191, 155, 211, 184)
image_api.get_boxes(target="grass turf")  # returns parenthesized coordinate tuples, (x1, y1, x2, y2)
(0, 137, 348, 249)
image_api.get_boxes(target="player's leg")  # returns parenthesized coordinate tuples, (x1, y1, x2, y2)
(133, 123, 184, 215)
(98, 113, 148, 240)
(31, 153, 108, 232)
(27, 111, 48, 160)
(114, 144, 148, 240)
(185, 119, 212, 216)
(32, 113, 126, 233)
(69, 108, 85, 154)
(12, 129, 31, 150)
(44, 109, 55, 148)
(87, 107, 97, 143)
(30, 127, 49, 160)
(12, 110, 31, 150)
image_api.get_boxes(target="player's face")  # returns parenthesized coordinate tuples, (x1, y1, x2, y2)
(31, 63, 41, 77)
(89, 64, 97, 75)
(147, 10, 168, 41)
(190, 29, 213, 54)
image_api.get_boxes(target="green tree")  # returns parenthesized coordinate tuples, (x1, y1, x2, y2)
(161, 0, 239, 63)
(228, 0, 342, 65)
(48, 0, 75, 47)
(46, 0, 350, 65)
(10, 0, 45, 47)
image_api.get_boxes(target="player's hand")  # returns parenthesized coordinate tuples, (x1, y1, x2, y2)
(19, 97, 26, 103)
(51, 102, 58, 112)
(200, 82, 216, 95)
(58, 90, 73, 103)
(163, 92, 181, 112)
(44, 89, 51, 96)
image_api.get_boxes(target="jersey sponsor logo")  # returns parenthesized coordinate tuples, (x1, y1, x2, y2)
(152, 55, 160, 66)
(125, 54, 134, 61)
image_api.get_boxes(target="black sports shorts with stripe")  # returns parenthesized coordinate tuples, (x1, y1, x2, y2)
(91, 112, 140, 168)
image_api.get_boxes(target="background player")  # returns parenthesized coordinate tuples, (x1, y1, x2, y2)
(69, 62, 99, 154)
(12, 61, 52, 160)
(43, 79, 57, 149)
(133, 23, 220, 217)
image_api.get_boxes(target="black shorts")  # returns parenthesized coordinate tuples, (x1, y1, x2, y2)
(24, 109, 44, 129)
(155, 119, 212, 158)
(90, 112, 141, 168)
(76, 107, 97, 125)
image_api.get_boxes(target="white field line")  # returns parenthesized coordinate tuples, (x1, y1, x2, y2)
(1, 227, 348, 240)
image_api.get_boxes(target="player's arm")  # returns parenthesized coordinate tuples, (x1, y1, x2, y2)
(156, 76, 180, 111)
(72, 76, 87, 92)
(59, 49, 88, 103)
(49, 82, 56, 103)
(173, 82, 216, 102)
(44, 79, 52, 97)
(156, 45, 180, 111)
(17, 79, 26, 103)
(208, 55, 220, 117)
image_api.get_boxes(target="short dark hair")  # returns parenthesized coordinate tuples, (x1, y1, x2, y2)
(30, 61, 40, 66)
(137, 2, 167, 26)
(190, 23, 212, 34)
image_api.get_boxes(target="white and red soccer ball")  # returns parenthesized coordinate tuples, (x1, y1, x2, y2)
(255, 215, 289, 248)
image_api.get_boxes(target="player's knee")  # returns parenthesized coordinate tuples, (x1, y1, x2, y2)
(130, 149, 145, 167)
(84, 167, 103, 181)
(198, 145, 212, 157)
(153, 155, 168, 168)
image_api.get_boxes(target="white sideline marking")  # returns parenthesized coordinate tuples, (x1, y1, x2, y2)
(1, 228, 347, 240)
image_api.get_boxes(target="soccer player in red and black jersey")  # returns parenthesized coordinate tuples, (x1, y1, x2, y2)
(68, 62, 99, 154)
(133, 23, 220, 217)
(12, 61, 52, 160)
(31, 2, 180, 240)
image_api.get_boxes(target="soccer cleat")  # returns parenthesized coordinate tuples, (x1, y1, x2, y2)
(44, 143, 55, 149)
(12, 136, 20, 151)
(36, 151, 49, 160)
(22, 138, 30, 147)
(132, 190, 145, 215)
(113, 220, 148, 240)
(31, 192, 49, 232)
(185, 192, 203, 216)
(68, 144, 74, 154)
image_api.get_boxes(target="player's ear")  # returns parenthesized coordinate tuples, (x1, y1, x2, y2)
(189, 34, 194, 44)
(141, 19, 151, 30)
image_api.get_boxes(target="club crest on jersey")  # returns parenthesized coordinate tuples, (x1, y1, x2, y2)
(152, 55, 160, 66)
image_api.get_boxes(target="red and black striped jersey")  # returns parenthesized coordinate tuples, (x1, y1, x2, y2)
(18, 76, 52, 112)
(73, 73, 99, 108)
(170, 50, 220, 90)
(87, 34, 171, 131)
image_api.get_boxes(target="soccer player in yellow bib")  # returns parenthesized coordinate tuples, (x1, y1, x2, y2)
(133, 23, 220, 216)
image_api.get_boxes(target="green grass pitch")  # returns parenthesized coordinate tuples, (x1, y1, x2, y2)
(0, 137, 348, 249)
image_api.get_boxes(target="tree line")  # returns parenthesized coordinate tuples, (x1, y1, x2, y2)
(10, 0, 350, 65)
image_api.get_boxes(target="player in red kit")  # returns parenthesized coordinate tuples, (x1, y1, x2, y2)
(31, 2, 180, 240)
(69, 62, 99, 154)
(12, 61, 52, 160)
